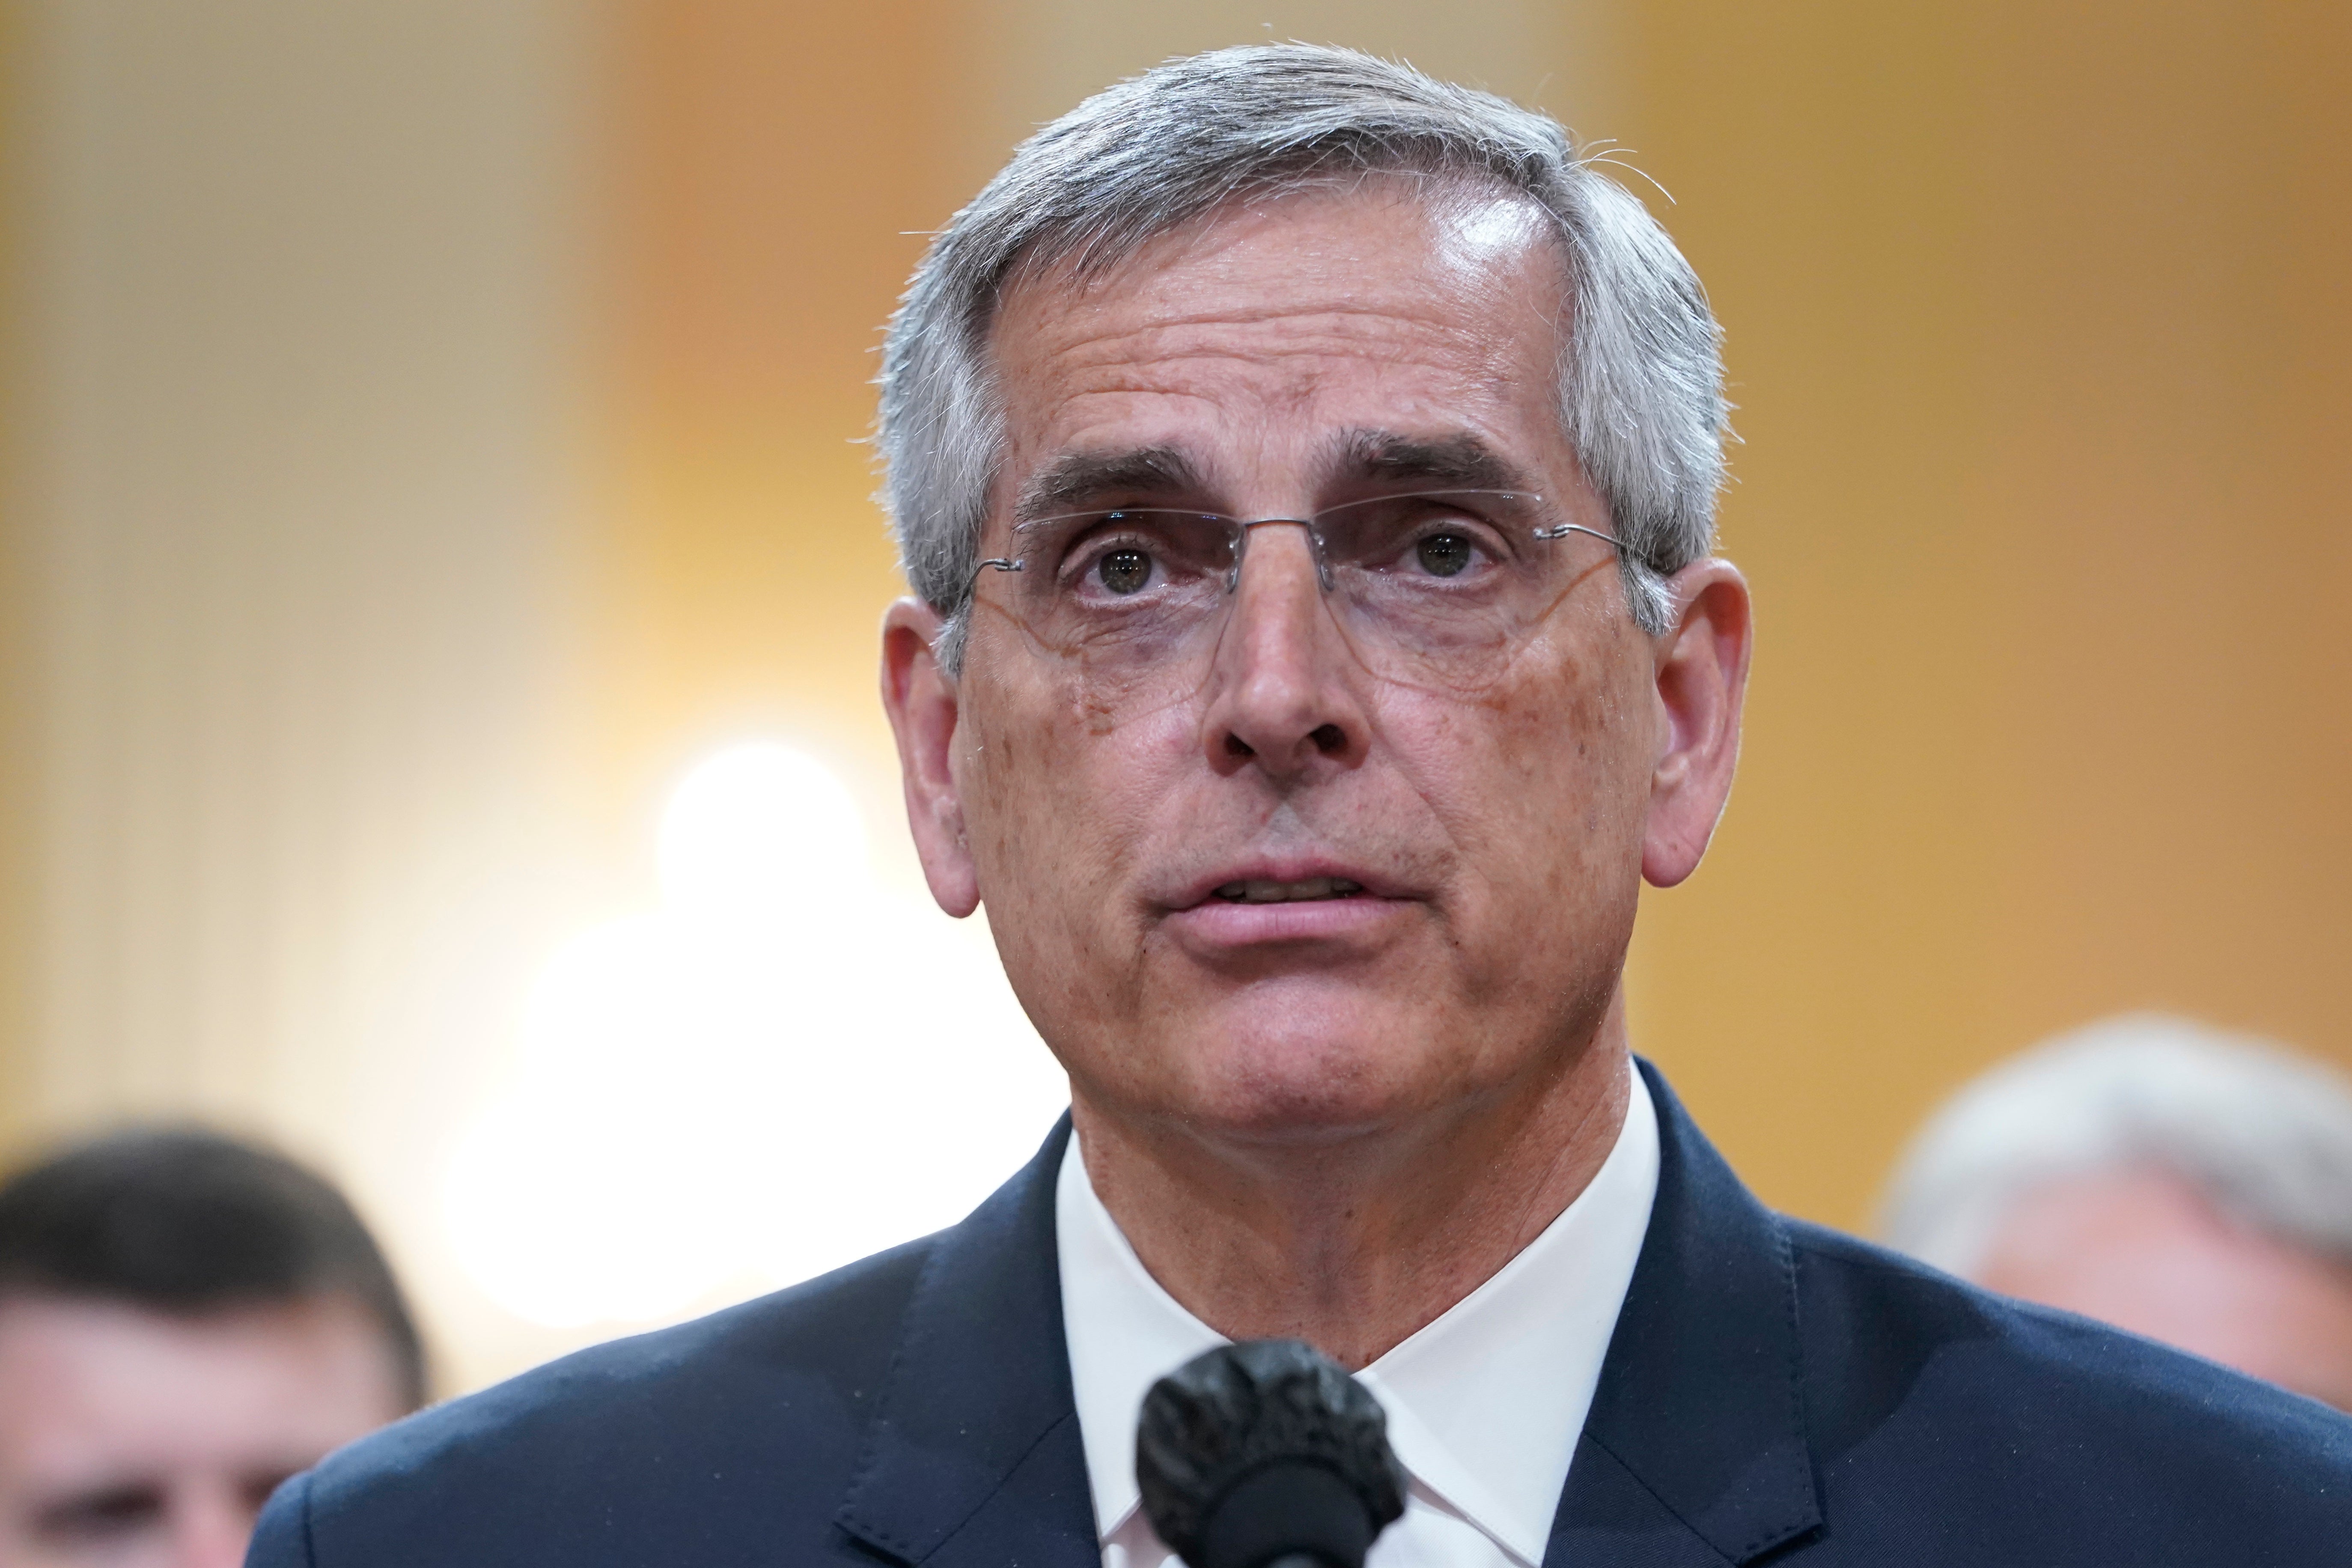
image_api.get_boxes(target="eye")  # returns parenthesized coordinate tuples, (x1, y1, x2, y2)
(34, 1483, 165, 1544)
(1415, 531, 1475, 577)
(1097, 547, 1152, 594)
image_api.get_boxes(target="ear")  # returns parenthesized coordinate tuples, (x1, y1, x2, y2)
(881, 598, 980, 917)
(1641, 559, 1753, 888)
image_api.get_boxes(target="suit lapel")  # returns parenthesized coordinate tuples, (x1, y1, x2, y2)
(1545, 1061, 1822, 1567)
(836, 1116, 1099, 1568)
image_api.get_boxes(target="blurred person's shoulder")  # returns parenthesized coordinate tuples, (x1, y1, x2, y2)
(1786, 1219, 2352, 1535)
(277, 1233, 934, 1560)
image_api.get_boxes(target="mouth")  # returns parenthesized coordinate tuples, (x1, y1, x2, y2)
(1168, 865, 1405, 952)
(1212, 876, 1366, 904)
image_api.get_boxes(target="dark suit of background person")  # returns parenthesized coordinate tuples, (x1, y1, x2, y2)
(251, 45, 2352, 1568)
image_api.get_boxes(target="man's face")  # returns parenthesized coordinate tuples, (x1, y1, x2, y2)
(888, 183, 1743, 1147)
(0, 1294, 407, 1568)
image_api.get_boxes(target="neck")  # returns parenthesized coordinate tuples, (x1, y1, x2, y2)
(1069, 993, 1634, 1370)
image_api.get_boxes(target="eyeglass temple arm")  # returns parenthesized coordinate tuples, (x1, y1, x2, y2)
(1533, 521, 1625, 550)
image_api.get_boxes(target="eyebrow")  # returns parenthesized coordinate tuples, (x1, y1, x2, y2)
(1014, 445, 1209, 522)
(1328, 429, 1535, 495)
(1009, 429, 1537, 525)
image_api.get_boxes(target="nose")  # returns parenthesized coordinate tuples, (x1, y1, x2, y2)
(1200, 521, 1369, 779)
(169, 1478, 261, 1568)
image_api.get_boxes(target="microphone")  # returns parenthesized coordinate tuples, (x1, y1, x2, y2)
(1135, 1340, 1407, 1568)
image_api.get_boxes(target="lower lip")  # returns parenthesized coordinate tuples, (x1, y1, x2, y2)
(1165, 894, 1414, 949)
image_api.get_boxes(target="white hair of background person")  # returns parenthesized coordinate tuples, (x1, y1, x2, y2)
(1878, 1014, 2352, 1279)
(875, 42, 1730, 671)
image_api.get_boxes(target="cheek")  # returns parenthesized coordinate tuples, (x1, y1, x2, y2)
(1398, 633, 1652, 919)
(957, 681, 1209, 1070)
(955, 669, 1183, 939)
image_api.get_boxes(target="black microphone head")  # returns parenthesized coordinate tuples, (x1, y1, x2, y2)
(1135, 1339, 1407, 1568)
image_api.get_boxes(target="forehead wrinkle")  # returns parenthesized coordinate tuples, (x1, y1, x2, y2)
(1006, 258, 1501, 358)
(1024, 324, 1524, 448)
(1054, 303, 1498, 364)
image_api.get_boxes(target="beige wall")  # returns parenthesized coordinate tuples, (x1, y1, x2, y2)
(0, 0, 601, 1390)
(580, 0, 978, 833)
(971, 2, 1622, 154)
(1, 0, 32, 1143)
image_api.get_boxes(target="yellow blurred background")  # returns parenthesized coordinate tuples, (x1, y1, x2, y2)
(2, 0, 2346, 1394)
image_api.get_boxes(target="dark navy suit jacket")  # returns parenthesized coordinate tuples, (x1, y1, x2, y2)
(251, 1062, 2352, 1565)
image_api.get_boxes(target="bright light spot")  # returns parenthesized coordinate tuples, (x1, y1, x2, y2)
(445, 741, 1067, 1329)
(655, 740, 865, 920)
(1439, 195, 1545, 267)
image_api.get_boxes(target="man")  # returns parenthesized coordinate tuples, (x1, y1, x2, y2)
(252, 44, 2352, 1568)
(1880, 1014, 2352, 1410)
(0, 1129, 422, 1568)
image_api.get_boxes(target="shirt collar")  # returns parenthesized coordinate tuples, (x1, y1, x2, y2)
(1057, 1061, 1660, 1567)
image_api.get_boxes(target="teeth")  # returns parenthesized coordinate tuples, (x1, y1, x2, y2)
(1214, 877, 1365, 903)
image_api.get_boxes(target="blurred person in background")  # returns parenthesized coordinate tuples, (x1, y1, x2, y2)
(1880, 1015, 2352, 1410)
(0, 1131, 423, 1568)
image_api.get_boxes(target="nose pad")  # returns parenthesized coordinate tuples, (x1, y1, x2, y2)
(1231, 517, 1334, 595)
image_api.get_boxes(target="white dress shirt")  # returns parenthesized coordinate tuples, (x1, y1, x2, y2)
(1057, 1063, 1660, 1568)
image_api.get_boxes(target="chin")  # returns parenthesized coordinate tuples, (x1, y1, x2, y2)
(1159, 1002, 1453, 1145)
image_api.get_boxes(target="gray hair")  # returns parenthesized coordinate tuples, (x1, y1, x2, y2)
(1878, 1015, 2352, 1276)
(875, 44, 1728, 671)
